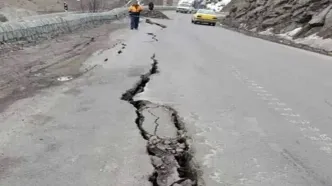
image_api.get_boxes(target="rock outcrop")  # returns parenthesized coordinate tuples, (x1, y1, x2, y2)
(222, 0, 332, 39)
(0, 14, 7, 22)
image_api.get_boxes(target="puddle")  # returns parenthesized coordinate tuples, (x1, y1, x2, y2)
(57, 76, 73, 82)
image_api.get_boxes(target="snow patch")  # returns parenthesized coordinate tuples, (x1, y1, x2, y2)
(295, 34, 332, 51)
(259, 28, 273, 35)
(206, 0, 232, 12)
(278, 27, 302, 40)
(258, 27, 332, 52)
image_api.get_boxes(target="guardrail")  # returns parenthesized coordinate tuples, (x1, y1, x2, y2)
(0, 6, 176, 44)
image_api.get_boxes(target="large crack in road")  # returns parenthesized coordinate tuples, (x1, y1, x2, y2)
(121, 54, 203, 186)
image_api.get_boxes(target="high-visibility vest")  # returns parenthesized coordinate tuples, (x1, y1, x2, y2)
(129, 5, 143, 14)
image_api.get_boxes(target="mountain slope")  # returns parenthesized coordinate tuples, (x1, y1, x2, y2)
(222, 0, 332, 39)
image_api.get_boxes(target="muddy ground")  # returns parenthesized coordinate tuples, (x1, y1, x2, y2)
(0, 19, 129, 113)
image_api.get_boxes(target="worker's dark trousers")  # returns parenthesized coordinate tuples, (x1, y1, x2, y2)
(130, 15, 140, 29)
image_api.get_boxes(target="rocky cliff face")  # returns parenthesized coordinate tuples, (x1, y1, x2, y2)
(222, 0, 332, 39)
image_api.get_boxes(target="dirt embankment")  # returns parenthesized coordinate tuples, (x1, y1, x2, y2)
(0, 19, 128, 113)
(223, 0, 332, 39)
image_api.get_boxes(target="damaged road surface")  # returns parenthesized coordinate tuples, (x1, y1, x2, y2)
(0, 17, 172, 186)
(2, 11, 332, 186)
(121, 54, 201, 186)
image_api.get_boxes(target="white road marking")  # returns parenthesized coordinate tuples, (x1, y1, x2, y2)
(230, 65, 332, 155)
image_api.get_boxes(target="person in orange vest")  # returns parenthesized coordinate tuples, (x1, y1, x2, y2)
(128, 1, 143, 30)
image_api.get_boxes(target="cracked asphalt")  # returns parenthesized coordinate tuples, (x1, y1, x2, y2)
(1, 11, 332, 186)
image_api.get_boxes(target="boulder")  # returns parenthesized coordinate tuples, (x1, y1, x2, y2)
(283, 4, 293, 9)
(246, 6, 264, 17)
(324, 9, 332, 28)
(262, 18, 278, 28)
(296, 13, 312, 23)
(297, 0, 311, 5)
(307, 0, 330, 12)
(274, 0, 289, 7)
(0, 14, 8, 22)
(265, 12, 280, 18)
(308, 4, 332, 26)
(256, 0, 268, 6)
(292, 7, 307, 17)
(274, 7, 287, 15)
(317, 9, 332, 38)
(261, 13, 291, 28)
(140, 10, 169, 19)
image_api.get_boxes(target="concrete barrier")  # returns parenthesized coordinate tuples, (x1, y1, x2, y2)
(0, 6, 176, 44)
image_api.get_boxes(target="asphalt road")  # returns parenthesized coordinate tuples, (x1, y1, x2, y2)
(1, 11, 332, 185)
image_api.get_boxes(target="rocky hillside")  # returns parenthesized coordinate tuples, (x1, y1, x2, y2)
(222, 0, 332, 39)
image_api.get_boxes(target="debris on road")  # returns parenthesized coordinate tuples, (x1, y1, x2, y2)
(146, 18, 167, 28)
(147, 32, 158, 41)
(141, 10, 170, 19)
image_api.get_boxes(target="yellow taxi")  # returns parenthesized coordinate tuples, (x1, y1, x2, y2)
(191, 9, 218, 26)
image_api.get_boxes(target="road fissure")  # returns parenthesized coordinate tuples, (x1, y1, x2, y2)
(121, 54, 202, 186)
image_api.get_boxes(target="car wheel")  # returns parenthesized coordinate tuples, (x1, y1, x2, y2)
(212, 23, 216, 26)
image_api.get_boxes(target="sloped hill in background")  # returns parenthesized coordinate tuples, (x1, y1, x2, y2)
(221, 0, 245, 12)
(0, 7, 37, 21)
(0, 0, 127, 21)
(0, 0, 76, 12)
(222, 0, 332, 39)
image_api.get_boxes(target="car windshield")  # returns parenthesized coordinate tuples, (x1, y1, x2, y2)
(197, 9, 215, 14)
